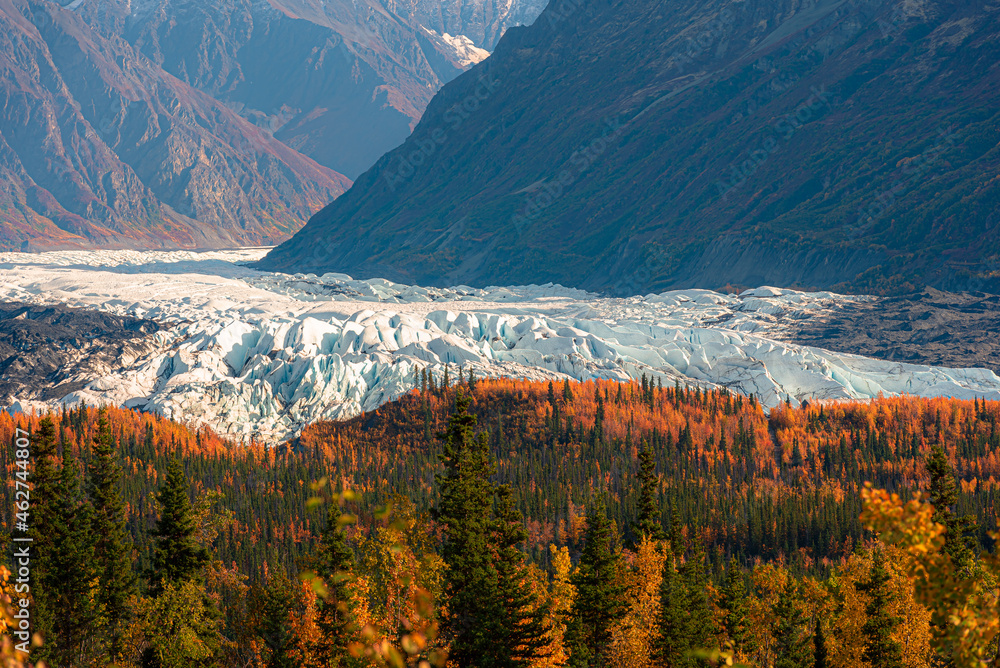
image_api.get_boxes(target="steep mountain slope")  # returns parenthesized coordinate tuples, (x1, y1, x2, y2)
(76, 0, 542, 179)
(260, 0, 1000, 295)
(0, 0, 350, 250)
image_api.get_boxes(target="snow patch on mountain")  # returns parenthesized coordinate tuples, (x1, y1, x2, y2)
(421, 27, 491, 66)
(1, 248, 999, 442)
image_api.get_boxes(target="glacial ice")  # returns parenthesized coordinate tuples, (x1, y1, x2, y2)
(1, 248, 999, 443)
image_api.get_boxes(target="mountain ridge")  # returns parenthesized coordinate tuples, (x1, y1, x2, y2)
(259, 0, 1000, 295)
(0, 0, 352, 251)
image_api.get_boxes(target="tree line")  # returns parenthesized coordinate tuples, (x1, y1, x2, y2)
(0, 377, 998, 666)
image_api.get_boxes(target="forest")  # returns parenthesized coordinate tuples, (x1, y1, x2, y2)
(0, 373, 998, 667)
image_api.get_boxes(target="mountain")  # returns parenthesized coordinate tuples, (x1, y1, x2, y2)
(76, 0, 544, 179)
(0, 0, 545, 251)
(259, 0, 1000, 295)
(0, 0, 351, 250)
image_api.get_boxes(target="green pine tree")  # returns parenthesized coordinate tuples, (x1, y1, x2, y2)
(313, 502, 356, 667)
(150, 457, 210, 590)
(718, 558, 751, 656)
(657, 550, 689, 667)
(258, 572, 300, 668)
(436, 392, 499, 666)
(566, 500, 626, 667)
(858, 547, 903, 668)
(27, 416, 60, 662)
(143, 458, 219, 668)
(813, 618, 828, 668)
(658, 525, 714, 667)
(485, 485, 550, 668)
(925, 444, 976, 569)
(633, 445, 664, 543)
(679, 534, 714, 652)
(47, 452, 100, 666)
(772, 581, 810, 668)
(87, 407, 136, 661)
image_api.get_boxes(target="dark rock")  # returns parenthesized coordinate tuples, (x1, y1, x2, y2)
(0, 301, 166, 402)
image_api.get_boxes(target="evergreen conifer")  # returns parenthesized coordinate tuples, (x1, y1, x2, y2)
(150, 457, 210, 589)
(566, 501, 626, 667)
(859, 547, 903, 668)
(87, 407, 136, 661)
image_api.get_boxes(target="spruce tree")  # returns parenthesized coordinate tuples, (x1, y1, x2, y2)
(772, 581, 810, 668)
(144, 458, 219, 668)
(149, 457, 210, 590)
(925, 444, 976, 569)
(679, 534, 714, 651)
(313, 503, 356, 666)
(658, 527, 714, 667)
(436, 392, 498, 665)
(485, 485, 549, 668)
(633, 445, 664, 543)
(47, 453, 99, 666)
(87, 407, 136, 661)
(566, 501, 626, 667)
(27, 417, 60, 660)
(718, 558, 751, 656)
(657, 550, 690, 667)
(814, 618, 828, 668)
(562, 379, 573, 402)
(858, 548, 903, 668)
(258, 572, 299, 668)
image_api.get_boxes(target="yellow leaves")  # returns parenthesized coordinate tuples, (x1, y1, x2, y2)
(689, 646, 751, 667)
(527, 545, 576, 668)
(861, 486, 1000, 668)
(860, 486, 945, 556)
(0, 566, 42, 668)
(827, 547, 932, 668)
(606, 537, 667, 668)
(126, 581, 222, 668)
(347, 585, 445, 668)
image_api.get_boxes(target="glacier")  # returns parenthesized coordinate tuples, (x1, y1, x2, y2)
(1, 248, 999, 442)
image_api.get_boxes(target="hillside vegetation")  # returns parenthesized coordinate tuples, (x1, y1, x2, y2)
(1, 378, 998, 665)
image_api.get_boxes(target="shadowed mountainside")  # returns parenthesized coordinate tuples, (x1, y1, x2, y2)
(260, 0, 1000, 296)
